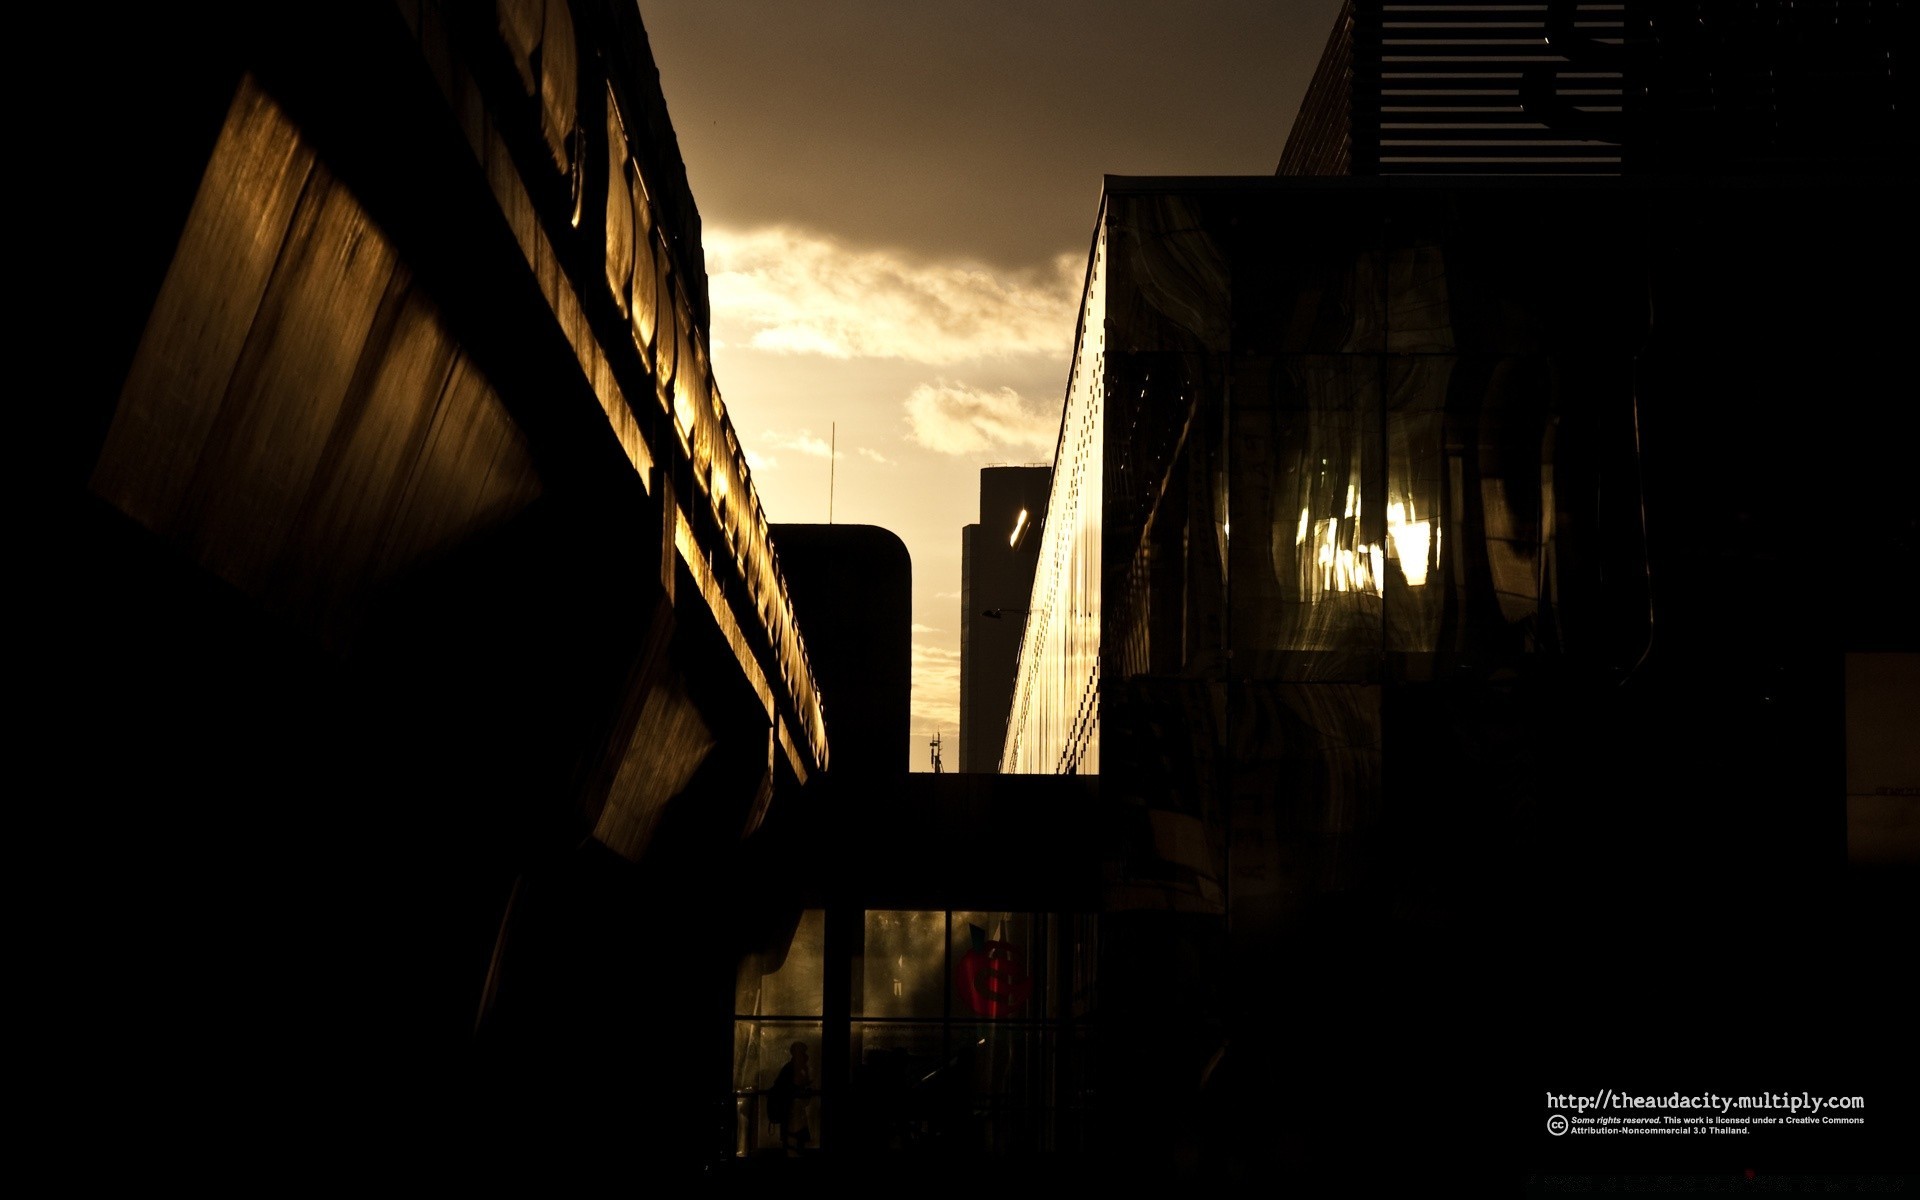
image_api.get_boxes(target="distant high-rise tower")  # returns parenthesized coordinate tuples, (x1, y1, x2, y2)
(958, 466, 1050, 772)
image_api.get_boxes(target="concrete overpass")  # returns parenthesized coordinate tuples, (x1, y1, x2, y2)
(49, 1, 839, 1173)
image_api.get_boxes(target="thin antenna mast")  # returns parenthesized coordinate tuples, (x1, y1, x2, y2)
(829, 422, 836, 524)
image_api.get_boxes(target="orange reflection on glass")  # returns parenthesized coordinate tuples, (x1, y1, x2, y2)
(1386, 499, 1434, 588)
(1306, 515, 1383, 596)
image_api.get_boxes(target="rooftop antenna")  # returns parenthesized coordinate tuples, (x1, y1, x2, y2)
(829, 421, 836, 524)
(929, 729, 943, 774)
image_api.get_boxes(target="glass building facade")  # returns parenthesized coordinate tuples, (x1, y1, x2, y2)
(733, 906, 1096, 1158)
(1001, 230, 1108, 777)
(999, 176, 1679, 1156)
(999, 173, 1914, 1175)
(1006, 176, 1656, 886)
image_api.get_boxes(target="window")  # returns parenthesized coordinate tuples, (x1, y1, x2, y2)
(733, 909, 824, 1156)
(850, 910, 1089, 1155)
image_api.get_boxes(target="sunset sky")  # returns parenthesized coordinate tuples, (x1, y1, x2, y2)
(640, 0, 1344, 768)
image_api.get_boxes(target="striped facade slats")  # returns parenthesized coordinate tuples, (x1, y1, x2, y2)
(1316, 1, 1908, 177)
(1356, 1, 1630, 174)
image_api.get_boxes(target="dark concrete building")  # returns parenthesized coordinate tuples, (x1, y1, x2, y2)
(959, 466, 1051, 772)
(773, 525, 914, 785)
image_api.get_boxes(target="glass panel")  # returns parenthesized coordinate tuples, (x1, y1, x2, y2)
(601, 93, 633, 318)
(1386, 355, 1565, 665)
(671, 322, 697, 440)
(963, 1024, 1049, 1154)
(845, 1022, 1051, 1154)
(1070, 913, 1098, 1020)
(630, 208, 658, 357)
(949, 912, 1051, 1020)
(848, 1021, 946, 1152)
(857, 910, 945, 1018)
(495, 0, 540, 97)
(1056, 1026, 1094, 1153)
(1470, 358, 1550, 639)
(679, 329, 711, 479)
(497, 0, 577, 176)
(1385, 241, 1455, 354)
(838, 913, 1091, 1154)
(1385, 356, 1449, 652)
(1846, 653, 1920, 865)
(1230, 355, 1383, 678)
(655, 256, 679, 402)
(536, 0, 577, 177)
(735, 907, 823, 1017)
(733, 1019, 822, 1157)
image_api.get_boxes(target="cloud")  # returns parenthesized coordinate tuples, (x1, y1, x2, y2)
(756, 431, 892, 467)
(910, 641, 961, 738)
(743, 448, 779, 473)
(762, 428, 835, 459)
(705, 225, 1080, 364)
(911, 623, 943, 634)
(904, 381, 1060, 456)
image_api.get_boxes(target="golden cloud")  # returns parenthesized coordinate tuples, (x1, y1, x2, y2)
(706, 225, 1079, 363)
(903, 381, 1059, 456)
(910, 640, 961, 738)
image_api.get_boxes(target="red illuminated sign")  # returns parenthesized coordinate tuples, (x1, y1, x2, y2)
(955, 924, 1032, 1018)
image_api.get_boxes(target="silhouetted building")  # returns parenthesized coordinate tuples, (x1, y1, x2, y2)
(1001, 173, 1914, 1179)
(959, 466, 1051, 772)
(773, 525, 914, 781)
(998, 5, 1916, 1175)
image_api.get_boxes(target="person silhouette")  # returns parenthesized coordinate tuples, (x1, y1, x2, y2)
(767, 1040, 813, 1155)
